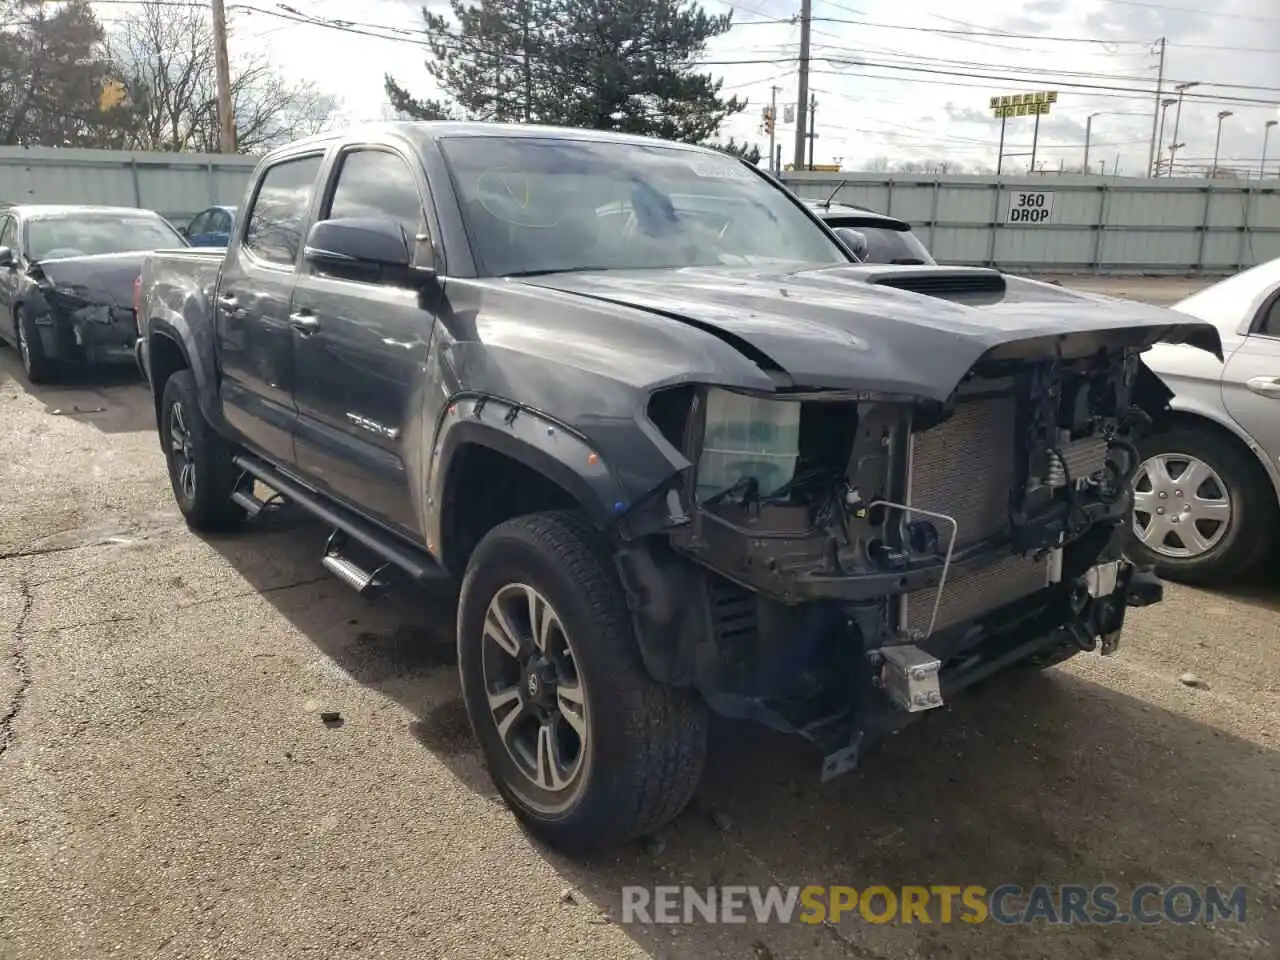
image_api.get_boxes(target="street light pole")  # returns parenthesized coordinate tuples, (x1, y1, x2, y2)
(1155, 98, 1175, 177)
(1212, 110, 1232, 178)
(1261, 120, 1278, 180)
(1084, 112, 1100, 173)
(1168, 81, 1200, 177)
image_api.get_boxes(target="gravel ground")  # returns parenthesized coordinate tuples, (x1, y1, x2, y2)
(0, 281, 1276, 959)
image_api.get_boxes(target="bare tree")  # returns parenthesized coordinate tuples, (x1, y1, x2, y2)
(104, 1, 338, 153)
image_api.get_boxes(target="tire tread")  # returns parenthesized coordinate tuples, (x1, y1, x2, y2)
(459, 510, 707, 851)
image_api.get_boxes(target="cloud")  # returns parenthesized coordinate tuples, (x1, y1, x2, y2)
(248, 0, 1280, 176)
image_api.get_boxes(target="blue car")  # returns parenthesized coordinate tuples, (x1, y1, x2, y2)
(181, 204, 237, 247)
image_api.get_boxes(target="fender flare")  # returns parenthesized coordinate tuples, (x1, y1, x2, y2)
(146, 318, 224, 432)
(423, 394, 630, 565)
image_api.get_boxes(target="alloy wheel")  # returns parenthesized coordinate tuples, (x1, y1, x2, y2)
(169, 400, 197, 501)
(481, 582, 588, 812)
(1132, 453, 1231, 558)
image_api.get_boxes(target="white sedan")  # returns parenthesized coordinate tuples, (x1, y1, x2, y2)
(1130, 258, 1280, 584)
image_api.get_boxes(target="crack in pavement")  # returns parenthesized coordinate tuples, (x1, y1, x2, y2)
(0, 574, 33, 759)
(0, 542, 93, 562)
(173, 575, 336, 611)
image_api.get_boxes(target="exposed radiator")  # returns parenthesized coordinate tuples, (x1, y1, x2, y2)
(906, 393, 1018, 550)
(896, 392, 1107, 637)
(901, 553, 1052, 636)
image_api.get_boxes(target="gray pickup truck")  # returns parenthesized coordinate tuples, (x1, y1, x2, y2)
(135, 121, 1220, 854)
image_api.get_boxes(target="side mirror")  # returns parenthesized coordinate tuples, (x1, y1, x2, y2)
(176, 225, 189, 239)
(833, 227, 869, 262)
(304, 217, 419, 271)
(0, 246, 12, 268)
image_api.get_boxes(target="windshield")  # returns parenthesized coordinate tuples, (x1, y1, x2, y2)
(26, 214, 185, 261)
(822, 217, 935, 265)
(439, 135, 850, 277)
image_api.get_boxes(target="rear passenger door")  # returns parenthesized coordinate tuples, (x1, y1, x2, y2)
(215, 152, 324, 467)
(289, 145, 438, 536)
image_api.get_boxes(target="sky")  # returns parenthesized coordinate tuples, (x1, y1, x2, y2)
(97, 0, 1280, 177)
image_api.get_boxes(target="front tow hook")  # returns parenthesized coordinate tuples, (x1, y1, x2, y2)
(1125, 566, 1163, 607)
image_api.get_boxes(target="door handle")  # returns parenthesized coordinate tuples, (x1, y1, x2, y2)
(289, 311, 321, 334)
(1245, 376, 1280, 399)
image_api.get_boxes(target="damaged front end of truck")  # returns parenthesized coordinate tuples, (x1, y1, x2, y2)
(610, 300, 1220, 780)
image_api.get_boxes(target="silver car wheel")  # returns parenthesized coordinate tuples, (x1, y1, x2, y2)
(481, 582, 588, 812)
(1132, 453, 1232, 558)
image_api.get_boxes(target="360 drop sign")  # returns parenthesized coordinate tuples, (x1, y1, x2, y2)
(1006, 191, 1055, 224)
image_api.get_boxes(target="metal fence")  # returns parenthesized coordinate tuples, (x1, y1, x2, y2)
(2, 147, 1278, 274)
(0, 146, 257, 227)
(781, 171, 1280, 275)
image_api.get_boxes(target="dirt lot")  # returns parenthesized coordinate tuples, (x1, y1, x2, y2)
(1, 278, 1276, 959)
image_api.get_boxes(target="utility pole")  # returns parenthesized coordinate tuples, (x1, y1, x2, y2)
(793, 0, 812, 172)
(1146, 37, 1166, 177)
(806, 94, 817, 170)
(211, 0, 237, 153)
(769, 85, 779, 175)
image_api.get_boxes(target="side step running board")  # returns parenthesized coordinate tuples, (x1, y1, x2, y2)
(232, 454, 447, 588)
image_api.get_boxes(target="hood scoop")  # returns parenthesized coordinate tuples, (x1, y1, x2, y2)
(860, 266, 1008, 302)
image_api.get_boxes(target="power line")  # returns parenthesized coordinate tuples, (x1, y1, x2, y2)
(1089, 0, 1280, 23)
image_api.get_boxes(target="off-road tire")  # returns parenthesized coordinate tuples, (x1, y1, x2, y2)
(14, 308, 56, 384)
(160, 370, 245, 532)
(457, 510, 708, 854)
(1126, 425, 1275, 586)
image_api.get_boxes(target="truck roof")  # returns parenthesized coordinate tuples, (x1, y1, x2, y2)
(267, 120, 731, 165)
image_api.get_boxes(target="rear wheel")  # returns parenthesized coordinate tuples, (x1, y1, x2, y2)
(161, 370, 245, 532)
(457, 511, 708, 854)
(14, 308, 56, 384)
(1126, 425, 1275, 586)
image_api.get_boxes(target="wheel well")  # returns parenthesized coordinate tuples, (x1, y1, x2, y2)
(1158, 409, 1279, 497)
(148, 332, 189, 427)
(440, 443, 581, 574)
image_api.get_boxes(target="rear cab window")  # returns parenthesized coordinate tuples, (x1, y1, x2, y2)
(242, 154, 325, 268)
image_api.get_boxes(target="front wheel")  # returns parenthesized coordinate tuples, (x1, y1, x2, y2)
(1126, 425, 1276, 585)
(14, 308, 56, 384)
(457, 511, 708, 854)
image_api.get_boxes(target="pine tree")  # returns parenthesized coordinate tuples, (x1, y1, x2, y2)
(384, 0, 746, 145)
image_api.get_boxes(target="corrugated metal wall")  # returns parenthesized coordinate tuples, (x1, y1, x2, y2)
(2, 147, 1276, 274)
(0, 146, 257, 227)
(782, 171, 1280, 274)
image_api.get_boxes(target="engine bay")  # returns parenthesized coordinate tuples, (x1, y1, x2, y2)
(640, 347, 1151, 613)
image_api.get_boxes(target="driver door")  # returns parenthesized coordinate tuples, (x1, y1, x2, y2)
(289, 145, 438, 536)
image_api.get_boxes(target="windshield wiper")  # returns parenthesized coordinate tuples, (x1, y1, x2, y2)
(501, 266, 615, 278)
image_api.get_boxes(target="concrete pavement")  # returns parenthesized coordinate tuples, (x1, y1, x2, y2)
(0, 282, 1276, 959)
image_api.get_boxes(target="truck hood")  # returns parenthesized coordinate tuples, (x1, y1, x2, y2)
(520, 265, 1222, 401)
(30, 251, 151, 311)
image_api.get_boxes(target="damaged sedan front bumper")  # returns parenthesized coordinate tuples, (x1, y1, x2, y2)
(27, 301, 140, 366)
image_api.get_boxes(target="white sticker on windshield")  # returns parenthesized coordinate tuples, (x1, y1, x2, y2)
(688, 161, 754, 179)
